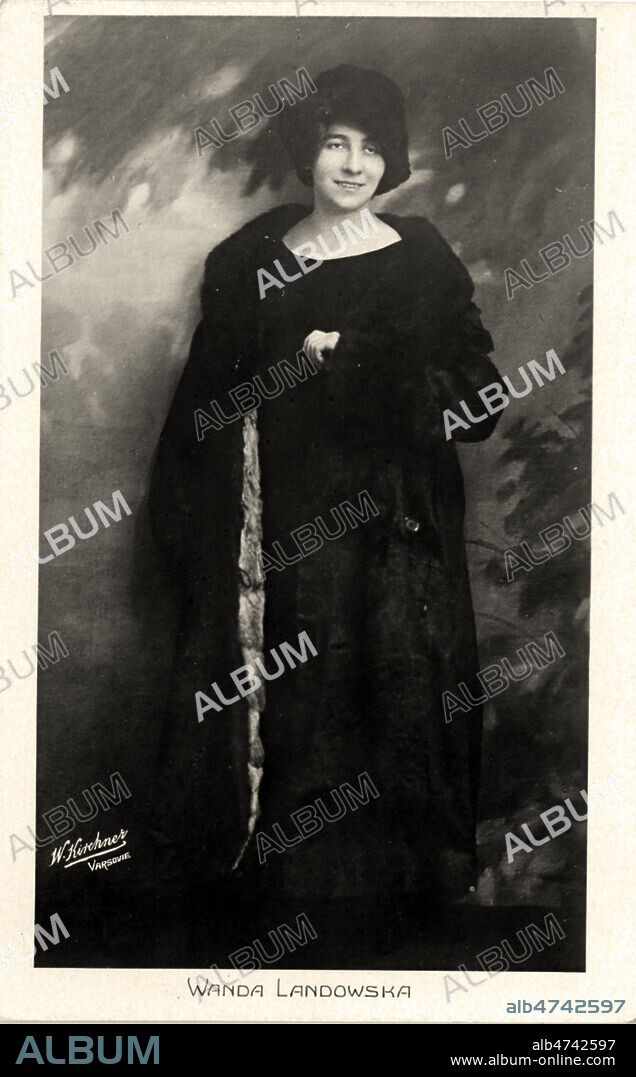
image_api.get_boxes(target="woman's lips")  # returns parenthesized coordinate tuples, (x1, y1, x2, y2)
(335, 181, 364, 190)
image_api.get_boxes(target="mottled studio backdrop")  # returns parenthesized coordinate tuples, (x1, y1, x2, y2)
(35, 16, 594, 932)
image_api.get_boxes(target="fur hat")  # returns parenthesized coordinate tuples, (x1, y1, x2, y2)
(277, 64, 411, 196)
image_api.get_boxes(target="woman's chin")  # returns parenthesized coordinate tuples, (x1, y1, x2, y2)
(323, 191, 372, 216)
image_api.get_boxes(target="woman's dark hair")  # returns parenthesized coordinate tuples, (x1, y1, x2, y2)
(277, 64, 411, 196)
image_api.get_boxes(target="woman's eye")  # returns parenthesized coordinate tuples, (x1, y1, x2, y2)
(326, 140, 345, 149)
(365, 145, 380, 155)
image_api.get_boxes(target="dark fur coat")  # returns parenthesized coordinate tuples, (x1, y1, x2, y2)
(148, 204, 503, 904)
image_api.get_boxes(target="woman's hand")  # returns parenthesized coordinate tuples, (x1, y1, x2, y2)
(303, 330, 340, 367)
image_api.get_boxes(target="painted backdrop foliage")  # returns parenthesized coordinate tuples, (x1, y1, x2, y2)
(33, 16, 595, 916)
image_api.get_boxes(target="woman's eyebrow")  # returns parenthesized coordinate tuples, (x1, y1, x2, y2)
(322, 132, 380, 146)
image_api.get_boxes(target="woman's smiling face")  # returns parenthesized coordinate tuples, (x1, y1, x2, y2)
(311, 123, 386, 213)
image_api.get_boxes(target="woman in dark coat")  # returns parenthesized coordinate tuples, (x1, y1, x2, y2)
(149, 65, 503, 959)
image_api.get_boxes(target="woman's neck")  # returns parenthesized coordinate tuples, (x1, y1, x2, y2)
(281, 198, 400, 259)
(306, 198, 376, 236)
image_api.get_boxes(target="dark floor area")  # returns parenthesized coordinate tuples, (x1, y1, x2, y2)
(35, 874, 584, 971)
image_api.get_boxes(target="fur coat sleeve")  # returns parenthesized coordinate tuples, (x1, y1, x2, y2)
(148, 226, 259, 581)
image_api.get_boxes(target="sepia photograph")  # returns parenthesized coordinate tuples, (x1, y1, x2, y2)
(21, 10, 600, 977)
(1, 0, 632, 1035)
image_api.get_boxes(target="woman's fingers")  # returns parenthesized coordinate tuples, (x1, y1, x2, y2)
(303, 330, 340, 366)
(304, 340, 320, 364)
(304, 331, 323, 365)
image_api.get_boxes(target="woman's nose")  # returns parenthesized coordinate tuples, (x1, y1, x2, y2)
(343, 150, 364, 174)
